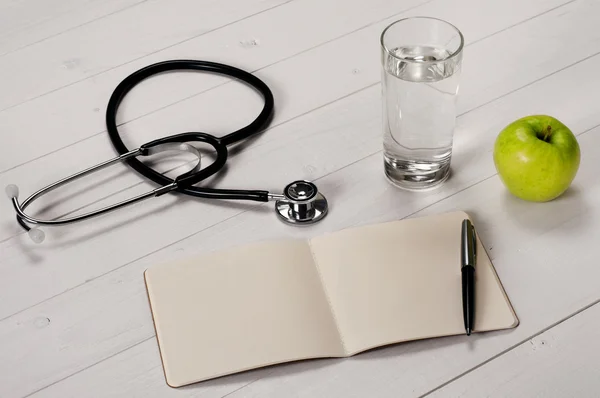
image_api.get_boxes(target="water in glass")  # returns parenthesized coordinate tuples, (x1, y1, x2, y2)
(382, 44, 460, 190)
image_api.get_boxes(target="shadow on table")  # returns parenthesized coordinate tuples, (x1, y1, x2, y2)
(500, 184, 591, 235)
(177, 328, 517, 393)
(178, 357, 341, 393)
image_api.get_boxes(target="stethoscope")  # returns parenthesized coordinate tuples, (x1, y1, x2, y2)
(6, 60, 328, 243)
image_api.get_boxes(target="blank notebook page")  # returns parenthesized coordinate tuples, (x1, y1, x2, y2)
(145, 239, 344, 387)
(309, 211, 518, 354)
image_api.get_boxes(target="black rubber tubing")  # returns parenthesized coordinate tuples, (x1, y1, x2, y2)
(105, 59, 275, 201)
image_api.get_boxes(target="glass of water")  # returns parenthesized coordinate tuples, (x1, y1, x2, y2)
(381, 17, 464, 190)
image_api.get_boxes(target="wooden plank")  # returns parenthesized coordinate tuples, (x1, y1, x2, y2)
(0, 0, 591, 314)
(0, 0, 146, 57)
(427, 302, 600, 398)
(197, 97, 600, 397)
(0, 0, 135, 38)
(0, 0, 291, 112)
(0, 89, 380, 398)
(0, 0, 583, 238)
(0, 3, 589, 324)
(29, 338, 267, 398)
(5, 9, 600, 397)
(25, 67, 600, 398)
(0, 0, 564, 172)
(0, 0, 430, 172)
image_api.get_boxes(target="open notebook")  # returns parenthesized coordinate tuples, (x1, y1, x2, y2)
(144, 210, 518, 387)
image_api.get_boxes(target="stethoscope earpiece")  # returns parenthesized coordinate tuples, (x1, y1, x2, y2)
(275, 180, 328, 225)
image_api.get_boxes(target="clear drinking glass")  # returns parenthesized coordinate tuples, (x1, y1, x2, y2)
(380, 17, 464, 190)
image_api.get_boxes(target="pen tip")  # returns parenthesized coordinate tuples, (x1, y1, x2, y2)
(466, 328, 471, 336)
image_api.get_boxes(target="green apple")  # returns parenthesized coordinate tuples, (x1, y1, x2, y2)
(493, 115, 580, 202)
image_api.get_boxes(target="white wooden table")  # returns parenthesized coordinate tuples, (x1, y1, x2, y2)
(1, 0, 599, 396)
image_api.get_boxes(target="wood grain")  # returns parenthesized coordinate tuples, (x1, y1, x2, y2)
(0, 0, 291, 112)
(0, 0, 431, 172)
(0, 0, 566, 172)
(0, 0, 584, 317)
(0, 0, 146, 57)
(210, 102, 600, 398)
(428, 302, 600, 398)
(3, 8, 599, 398)
(1, 0, 598, 396)
(25, 84, 600, 398)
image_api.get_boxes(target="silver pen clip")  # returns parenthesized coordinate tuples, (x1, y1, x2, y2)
(461, 219, 477, 268)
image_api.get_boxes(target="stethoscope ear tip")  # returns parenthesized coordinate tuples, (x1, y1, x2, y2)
(5, 184, 19, 199)
(28, 228, 45, 244)
(6, 184, 45, 243)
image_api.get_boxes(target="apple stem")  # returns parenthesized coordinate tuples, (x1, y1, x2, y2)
(543, 125, 552, 142)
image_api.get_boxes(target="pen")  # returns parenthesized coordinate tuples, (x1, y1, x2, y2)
(461, 219, 477, 336)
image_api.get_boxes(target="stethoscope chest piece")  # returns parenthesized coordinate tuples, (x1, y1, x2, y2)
(276, 180, 328, 225)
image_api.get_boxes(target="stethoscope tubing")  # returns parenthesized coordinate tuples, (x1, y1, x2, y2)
(105, 59, 275, 201)
(10, 59, 277, 234)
